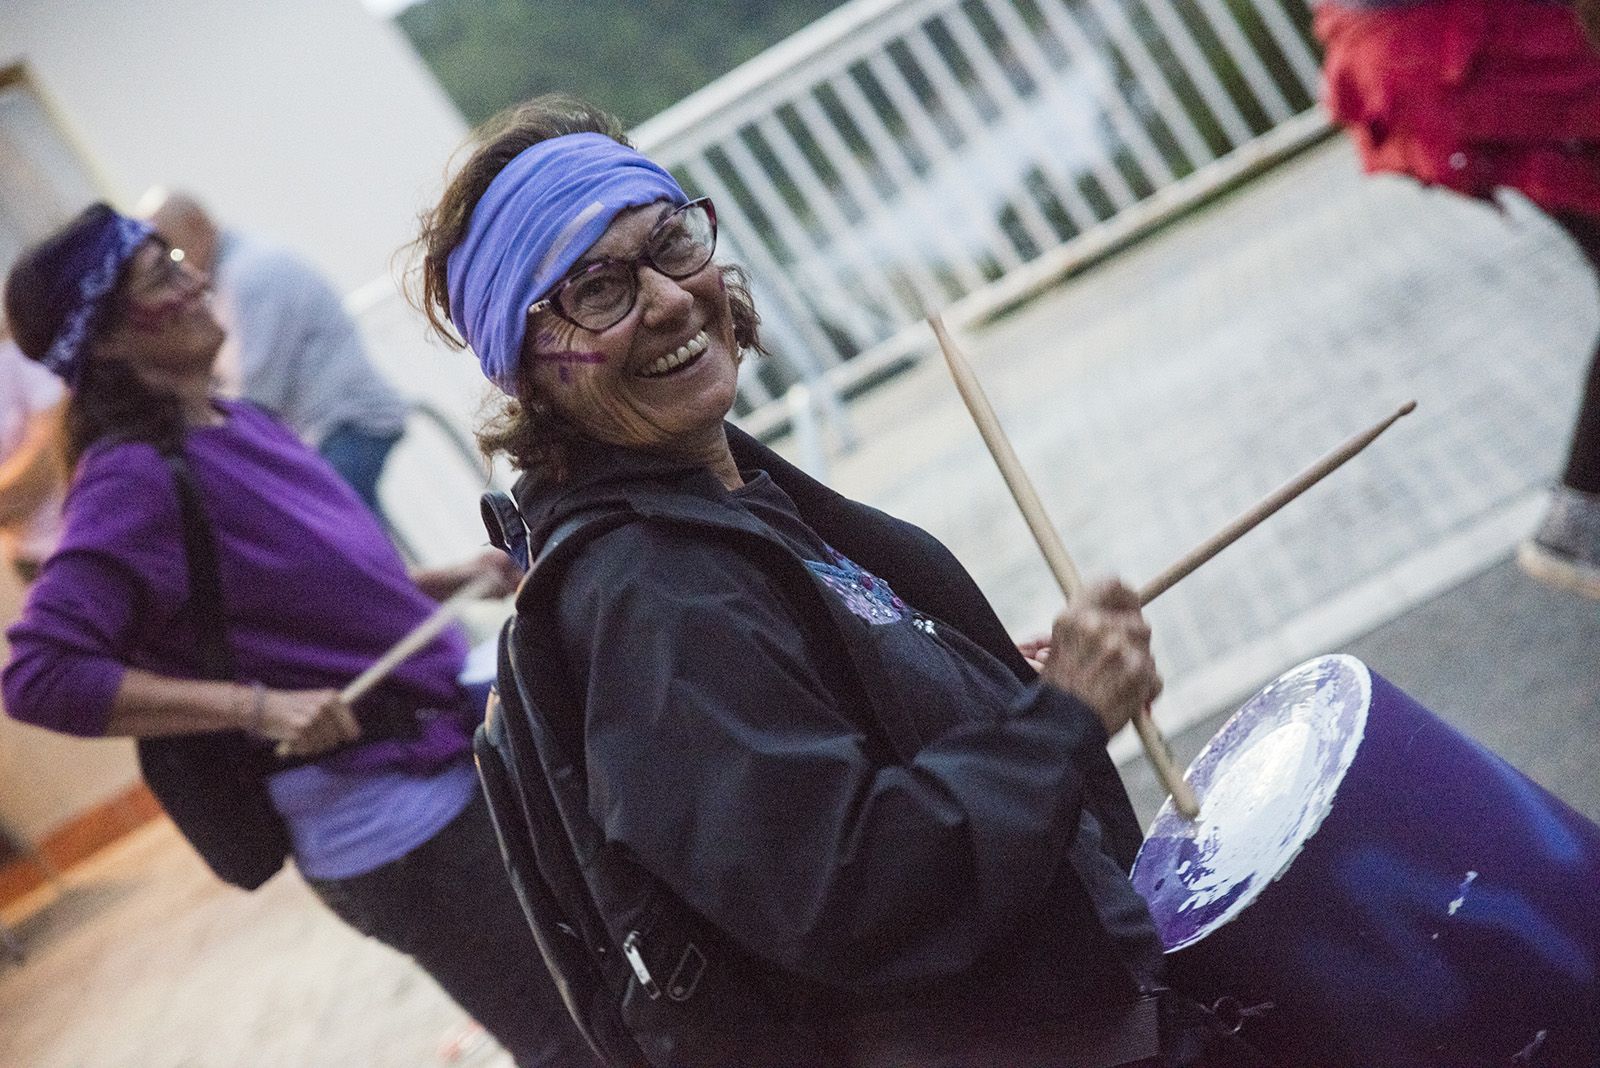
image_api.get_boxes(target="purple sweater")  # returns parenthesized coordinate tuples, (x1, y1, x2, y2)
(3, 401, 471, 773)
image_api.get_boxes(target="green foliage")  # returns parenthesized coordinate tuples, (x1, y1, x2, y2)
(397, 0, 850, 127)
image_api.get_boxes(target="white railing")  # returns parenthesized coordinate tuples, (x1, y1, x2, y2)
(356, 0, 1329, 531)
(630, 0, 1327, 440)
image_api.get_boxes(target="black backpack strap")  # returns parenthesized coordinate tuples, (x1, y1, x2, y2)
(481, 489, 532, 573)
(138, 445, 290, 890)
(477, 501, 659, 1065)
(163, 450, 235, 680)
(480, 487, 637, 578)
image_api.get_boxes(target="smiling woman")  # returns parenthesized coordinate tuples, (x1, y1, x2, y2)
(416, 95, 1256, 1068)
(2, 203, 594, 1067)
(415, 96, 766, 482)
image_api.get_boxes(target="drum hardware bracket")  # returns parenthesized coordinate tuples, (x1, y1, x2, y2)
(1510, 1029, 1549, 1066)
(1207, 996, 1274, 1036)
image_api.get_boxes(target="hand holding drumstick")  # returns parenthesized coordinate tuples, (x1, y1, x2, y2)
(1038, 579, 1164, 741)
(270, 570, 501, 759)
(930, 314, 1199, 815)
(928, 314, 1414, 819)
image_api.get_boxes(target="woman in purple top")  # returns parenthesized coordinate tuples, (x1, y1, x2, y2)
(1, 204, 597, 1068)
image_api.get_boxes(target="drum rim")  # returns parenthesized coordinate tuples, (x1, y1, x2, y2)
(1132, 653, 1372, 951)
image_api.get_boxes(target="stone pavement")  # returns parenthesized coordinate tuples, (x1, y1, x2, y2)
(3, 136, 1598, 1066)
(0, 817, 512, 1068)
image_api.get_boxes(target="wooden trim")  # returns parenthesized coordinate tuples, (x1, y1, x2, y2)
(0, 783, 164, 908)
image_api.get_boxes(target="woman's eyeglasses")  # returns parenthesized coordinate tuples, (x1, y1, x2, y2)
(527, 198, 717, 333)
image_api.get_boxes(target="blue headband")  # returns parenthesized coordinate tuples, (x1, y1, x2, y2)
(41, 210, 154, 385)
(446, 133, 688, 391)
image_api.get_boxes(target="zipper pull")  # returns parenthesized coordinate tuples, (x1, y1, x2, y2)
(622, 931, 661, 999)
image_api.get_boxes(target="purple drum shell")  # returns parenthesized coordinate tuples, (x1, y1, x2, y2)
(1132, 654, 1600, 1066)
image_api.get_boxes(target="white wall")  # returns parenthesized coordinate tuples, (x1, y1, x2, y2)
(0, 563, 138, 845)
(0, 0, 474, 845)
(0, 0, 468, 292)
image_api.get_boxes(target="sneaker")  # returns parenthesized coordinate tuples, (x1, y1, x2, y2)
(1518, 485, 1600, 599)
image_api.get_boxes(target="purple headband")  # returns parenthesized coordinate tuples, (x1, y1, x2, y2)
(445, 132, 687, 391)
(41, 210, 154, 385)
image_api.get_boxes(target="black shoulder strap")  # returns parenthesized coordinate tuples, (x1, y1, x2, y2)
(532, 507, 639, 573)
(481, 489, 532, 573)
(162, 449, 235, 681)
(141, 449, 290, 891)
(480, 487, 638, 580)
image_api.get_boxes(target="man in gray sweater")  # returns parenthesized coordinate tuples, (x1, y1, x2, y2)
(147, 191, 409, 518)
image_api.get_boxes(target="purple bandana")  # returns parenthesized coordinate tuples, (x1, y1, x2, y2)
(40, 209, 154, 385)
(445, 133, 687, 391)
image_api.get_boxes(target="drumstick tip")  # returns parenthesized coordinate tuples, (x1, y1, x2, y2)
(1398, 400, 1417, 416)
(1173, 789, 1201, 821)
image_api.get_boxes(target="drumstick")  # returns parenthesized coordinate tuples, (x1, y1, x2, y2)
(275, 571, 498, 758)
(928, 314, 1200, 819)
(1137, 401, 1415, 606)
(341, 570, 498, 704)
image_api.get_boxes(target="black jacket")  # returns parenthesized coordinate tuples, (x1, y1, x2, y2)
(509, 424, 1157, 1059)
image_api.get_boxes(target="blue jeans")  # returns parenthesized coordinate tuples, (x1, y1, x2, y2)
(318, 423, 402, 518)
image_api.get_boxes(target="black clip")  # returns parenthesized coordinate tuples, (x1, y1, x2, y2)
(1208, 996, 1274, 1036)
(666, 943, 706, 1002)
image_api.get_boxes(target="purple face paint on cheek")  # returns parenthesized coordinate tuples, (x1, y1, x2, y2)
(533, 350, 607, 366)
(532, 347, 607, 386)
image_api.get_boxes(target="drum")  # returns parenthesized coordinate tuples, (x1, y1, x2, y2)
(1132, 654, 1600, 1067)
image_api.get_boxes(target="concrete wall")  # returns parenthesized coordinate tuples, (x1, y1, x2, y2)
(0, 0, 472, 845)
(0, 0, 468, 292)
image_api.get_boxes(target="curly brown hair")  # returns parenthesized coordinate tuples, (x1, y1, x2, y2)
(1580, 0, 1600, 53)
(411, 94, 765, 480)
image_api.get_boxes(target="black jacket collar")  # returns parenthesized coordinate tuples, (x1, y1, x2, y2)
(511, 423, 796, 543)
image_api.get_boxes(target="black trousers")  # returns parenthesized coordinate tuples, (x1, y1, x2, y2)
(308, 790, 600, 1068)
(1556, 212, 1600, 495)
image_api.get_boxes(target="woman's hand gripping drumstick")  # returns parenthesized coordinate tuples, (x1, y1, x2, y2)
(928, 314, 1199, 818)
(929, 315, 1417, 819)
(273, 571, 500, 759)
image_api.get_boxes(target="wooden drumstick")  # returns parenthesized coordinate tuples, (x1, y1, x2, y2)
(275, 571, 499, 758)
(928, 314, 1200, 819)
(1137, 401, 1415, 606)
(341, 570, 498, 705)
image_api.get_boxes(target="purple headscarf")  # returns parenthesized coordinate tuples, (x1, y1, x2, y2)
(12, 205, 154, 386)
(445, 133, 687, 391)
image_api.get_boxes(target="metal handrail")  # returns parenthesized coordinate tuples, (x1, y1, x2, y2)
(353, 0, 1329, 469)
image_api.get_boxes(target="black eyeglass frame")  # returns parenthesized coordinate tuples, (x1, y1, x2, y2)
(525, 197, 718, 333)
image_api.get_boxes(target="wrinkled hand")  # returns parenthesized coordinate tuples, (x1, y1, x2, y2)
(255, 688, 361, 759)
(456, 549, 521, 599)
(480, 548, 523, 598)
(413, 549, 522, 602)
(1039, 578, 1163, 739)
